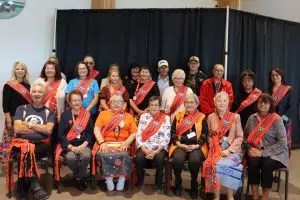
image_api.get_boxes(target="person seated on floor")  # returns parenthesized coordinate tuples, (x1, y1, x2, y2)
(244, 93, 288, 200)
(135, 96, 171, 192)
(203, 91, 243, 200)
(92, 95, 137, 191)
(54, 91, 94, 191)
(7, 83, 55, 200)
(169, 93, 208, 199)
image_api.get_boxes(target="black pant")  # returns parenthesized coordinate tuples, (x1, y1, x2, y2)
(171, 148, 204, 191)
(14, 143, 50, 197)
(248, 156, 285, 188)
(134, 148, 167, 187)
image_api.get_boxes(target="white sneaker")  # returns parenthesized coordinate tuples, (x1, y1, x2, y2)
(116, 176, 126, 191)
(105, 177, 115, 191)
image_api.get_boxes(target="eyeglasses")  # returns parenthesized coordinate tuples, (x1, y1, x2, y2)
(174, 77, 184, 80)
(111, 100, 124, 105)
(159, 66, 168, 69)
(149, 104, 160, 107)
(71, 99, 82, 103)
(85, 62, 94, 65)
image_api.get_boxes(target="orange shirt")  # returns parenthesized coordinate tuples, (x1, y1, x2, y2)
(95, 111, 137, 142)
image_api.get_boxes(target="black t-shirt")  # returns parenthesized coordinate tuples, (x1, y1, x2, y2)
(2, 82, 31, 116)
(128, 81, 160, 111)
(58, 110, 94, 150)
(14, 104, 56, 140)
(232, 90, 258, 128)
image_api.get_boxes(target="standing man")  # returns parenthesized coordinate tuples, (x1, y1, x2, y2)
(199, 64, 234, 115)
(154, 60, 171, 97)
(184, 56, 208, 96)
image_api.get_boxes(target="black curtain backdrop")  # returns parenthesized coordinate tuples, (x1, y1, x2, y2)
(228, 9, 300, 148)
(56, 8, 226, 80)
(57, 8, 300, 147)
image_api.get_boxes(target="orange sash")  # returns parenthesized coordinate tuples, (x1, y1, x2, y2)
(203, 112, 236, 192)
(43, 80, 61, 111)
(169, 86, 188, 116)
(6, 81, 32, 103)
(133, 80, 155, 106)
(247, 113, 280, 147)
(91, 113, 126, 175)
(75, 78, 94, 95)
(141, 113, 167, 142)
(272, 85, 290, 107)
(176, 109, 205, 136)
(54, 108, 90, 181)
(236, 88, 262, 113)
(109, 85, 126, 96)
(6, 138, 40, 191)
(89, 68, 100, 79)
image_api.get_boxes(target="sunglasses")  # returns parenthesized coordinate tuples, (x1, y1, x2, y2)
(85, 62, 94, 65)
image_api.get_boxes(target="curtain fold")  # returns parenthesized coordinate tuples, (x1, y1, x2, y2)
(56, 8, 226, 79)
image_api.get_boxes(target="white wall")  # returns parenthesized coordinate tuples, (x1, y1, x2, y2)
(0, 0, 91, 138)
(116, 0, 217, 8)
(240, 0, 300, 23)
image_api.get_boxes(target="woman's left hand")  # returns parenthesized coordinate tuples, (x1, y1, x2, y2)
(222, 149, 230, 157)
(119, 142, 129, 152)
(248, 147, 263, 157)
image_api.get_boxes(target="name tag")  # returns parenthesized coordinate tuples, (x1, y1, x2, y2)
(187, 132, 196, 139)
(83, 94, 88, 98)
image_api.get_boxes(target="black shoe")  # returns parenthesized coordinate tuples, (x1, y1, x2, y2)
(173, 186, 182, 197)
(33, 188, 49, 200)
(77, 179, 87, 191)
(153, 185, 162, 193)
(56, 182, 64, 193)
(189, 189, 198, 199)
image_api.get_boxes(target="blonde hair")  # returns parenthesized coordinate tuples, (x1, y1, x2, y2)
(108, 68, 122, 85)
(10, 61, 30, 84)
(214, 91, 229, 102)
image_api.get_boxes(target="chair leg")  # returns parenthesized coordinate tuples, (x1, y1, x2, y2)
(284, 170, 289, 200)
(164, 160, 169, 194)
(91, 175, 96, 190)
(8, 160, 13, 199)
(246, 176, 250, 198)
(276, 170, 281, 192)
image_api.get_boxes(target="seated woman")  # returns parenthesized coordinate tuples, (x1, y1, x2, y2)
(161, 69, 193, 121)
(203, 91, 243, 200)
(244, 93, 288, 200)
(92, 95, 137, 191)
(99, 68, 129, 111)
(54, 91, 94, 191)
(135, 96, 171, 192)
(169, 94, 208, 199)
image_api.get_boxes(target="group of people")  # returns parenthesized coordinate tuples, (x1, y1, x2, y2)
(0, 55, 291, 200)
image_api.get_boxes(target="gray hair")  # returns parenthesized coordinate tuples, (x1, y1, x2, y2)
(30, 82, 46, 93)
(109, 94, 124, 103)
(185, 93, 199, 105)
(172, 69, 185, 81)
(214, 91, 229, 102)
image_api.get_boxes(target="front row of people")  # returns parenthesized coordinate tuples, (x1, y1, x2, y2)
(8, 83, 288, 200)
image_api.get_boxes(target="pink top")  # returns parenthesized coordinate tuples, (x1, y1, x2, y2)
(207, 112, 244, 154)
